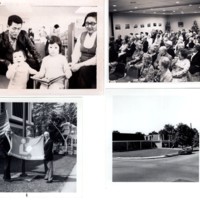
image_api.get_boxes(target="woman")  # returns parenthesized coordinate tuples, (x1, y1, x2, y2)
(69, 12, 97, 89)
(171, 48, 190, 82)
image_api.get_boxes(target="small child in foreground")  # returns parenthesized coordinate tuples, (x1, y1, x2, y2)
(33, 36, 72, 89)
(6, 50, 37, 89)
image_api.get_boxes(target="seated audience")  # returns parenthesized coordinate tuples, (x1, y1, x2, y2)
(171, 48, 190, 82)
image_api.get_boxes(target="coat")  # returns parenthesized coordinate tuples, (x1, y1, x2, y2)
(44, 139, 53, 161)
(0, 134, 10, 159)
(0, 30, 41, 67)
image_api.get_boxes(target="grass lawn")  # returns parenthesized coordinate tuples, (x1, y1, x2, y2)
(113, 148, 180, 158)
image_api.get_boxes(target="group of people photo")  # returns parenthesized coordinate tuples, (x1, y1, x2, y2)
(109, 28, 200, 82)
(0, 11, 97, 89)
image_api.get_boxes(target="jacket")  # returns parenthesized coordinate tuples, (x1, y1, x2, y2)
(0, 30, 41, 66)
(44, 139, 53, 161)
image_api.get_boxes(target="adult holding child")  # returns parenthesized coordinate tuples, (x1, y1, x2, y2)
(69, 12, 97, 89)
(0, 15, 42, 88)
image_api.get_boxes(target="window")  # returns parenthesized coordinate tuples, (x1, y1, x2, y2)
(0, 103, 5, 113)
(12, 103, 28, 120)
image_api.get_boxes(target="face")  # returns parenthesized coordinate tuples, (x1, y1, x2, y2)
(48, 43, 60, 56)
(8, 22, 22, 39)
(13, 51, 26, 64)
(85, 16, 97, 34)
(178, 52, 183, 60)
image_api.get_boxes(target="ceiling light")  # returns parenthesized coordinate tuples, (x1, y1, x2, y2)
(173, 10, 175, 12)
(129, 10, 133, 12)
(113, 9, 117, 12)
(189, 4, 192, 7)
(163, 10, 166, 11)
(176, 1, 179, 4)
(134, 7, 138, 9)
(113, 5, 117, 7)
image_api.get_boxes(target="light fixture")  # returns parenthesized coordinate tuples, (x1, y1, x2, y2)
(134, 7, 138, 9)
(189, 4, 192, 7)
(113, 5, 117, 7)
(176, 1, 179, 4)
(113, 9, 117, 12)
(129, 10, 133, 12)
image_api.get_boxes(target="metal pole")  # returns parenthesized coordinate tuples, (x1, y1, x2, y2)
(21, 103, 27, 176)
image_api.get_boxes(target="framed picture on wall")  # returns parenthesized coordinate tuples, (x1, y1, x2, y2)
(147, 23, 151, 27)
(153, 23, 157, 27)
(178, 22, 184, 27)
(125, 24, 130, 29)
(159, 23, 162, 27)
(134, 24, 138, 28)
(140, 24, 145, 28)
(115, 24, 121, 30)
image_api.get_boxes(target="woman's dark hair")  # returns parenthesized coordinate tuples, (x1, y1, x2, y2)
(179, 48, 188, 59)
(82, 12, 97, 27)
(54, 24, 60, 29)
(48, 36, 62, 53)
(8, 15, 23, 26)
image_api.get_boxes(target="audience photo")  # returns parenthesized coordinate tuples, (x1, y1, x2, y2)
(109, 1, 200, 83)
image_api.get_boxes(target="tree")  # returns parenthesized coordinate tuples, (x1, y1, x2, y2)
(192, 128, 199, 147)
(191, 20, 199, 34)
(174, 123, 196, 148)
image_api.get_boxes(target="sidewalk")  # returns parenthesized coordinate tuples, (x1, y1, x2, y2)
(0, 155, 76, 192)
(60, 164, 76, 192)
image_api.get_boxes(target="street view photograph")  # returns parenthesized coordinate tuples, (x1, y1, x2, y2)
(0, 102, 77, 192)
(112, 95, 199, 182)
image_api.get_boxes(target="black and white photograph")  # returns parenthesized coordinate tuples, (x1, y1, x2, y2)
(125, 24, 130, 29)
(115, 24, 121, 30)
(0, 101, 79, 192)
(109, 0, 200, 84)
(111, 94, 199, 182)
(0, 0, 104, 94)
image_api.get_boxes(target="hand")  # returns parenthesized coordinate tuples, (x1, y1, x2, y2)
(65, 69, 72, 79)
(71, 63, 82, 72)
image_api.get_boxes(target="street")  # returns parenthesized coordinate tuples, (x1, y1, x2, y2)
(113, 151, 199, 182)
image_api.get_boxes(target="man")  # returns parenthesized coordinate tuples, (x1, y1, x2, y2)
(189, 43, 200, 74)
(0, 131, 11, 182)
(0, 15, 42, 88)
(44, 131, 53, 183)
(154, 46, 172, 69)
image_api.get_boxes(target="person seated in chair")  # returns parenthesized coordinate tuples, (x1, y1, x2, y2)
(0, 15, 41, 88)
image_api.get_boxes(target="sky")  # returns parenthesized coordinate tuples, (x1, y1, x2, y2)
(112, 95, 200, 135)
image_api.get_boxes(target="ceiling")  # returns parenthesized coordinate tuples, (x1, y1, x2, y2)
(109, 0, 200, 15)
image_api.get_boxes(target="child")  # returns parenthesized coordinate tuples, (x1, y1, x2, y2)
(6, 50, 37, 89)
(33, 36, 72, 89)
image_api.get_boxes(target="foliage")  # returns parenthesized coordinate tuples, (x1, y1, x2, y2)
(32, 103, 77, 142)
(174, 123, 196, 148)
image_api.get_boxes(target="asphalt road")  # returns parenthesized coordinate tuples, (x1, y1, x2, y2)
(113, 151, 199, 182)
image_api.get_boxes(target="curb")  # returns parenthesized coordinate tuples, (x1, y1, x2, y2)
(114, 153, 179, 160)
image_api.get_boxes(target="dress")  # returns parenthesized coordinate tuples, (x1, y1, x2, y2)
(38, 54, 71, 89)
(69, 31, 97, 89)
(6, 62, 37, 89)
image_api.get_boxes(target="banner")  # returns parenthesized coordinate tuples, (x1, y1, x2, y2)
(8, 134, 44, 160)
(0, 111, 10, 135)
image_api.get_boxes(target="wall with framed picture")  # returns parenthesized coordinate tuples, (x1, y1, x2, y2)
(111, 13, 166, 39)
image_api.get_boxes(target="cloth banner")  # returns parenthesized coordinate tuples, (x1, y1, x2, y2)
(0, 110, 10, 136)
(8, 134, 44, 160)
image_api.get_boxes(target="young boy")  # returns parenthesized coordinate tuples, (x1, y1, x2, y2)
(6, 50, 38, 89)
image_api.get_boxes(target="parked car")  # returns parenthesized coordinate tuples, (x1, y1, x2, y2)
(178, 146, 193, 155)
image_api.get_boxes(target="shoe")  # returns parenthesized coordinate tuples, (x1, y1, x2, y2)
(44, 177, 48, 180)
(46, 180, 53, 183)
(4, 179, 12, 182)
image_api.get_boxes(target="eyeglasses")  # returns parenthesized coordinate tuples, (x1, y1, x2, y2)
(85, 22, 96, 27)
